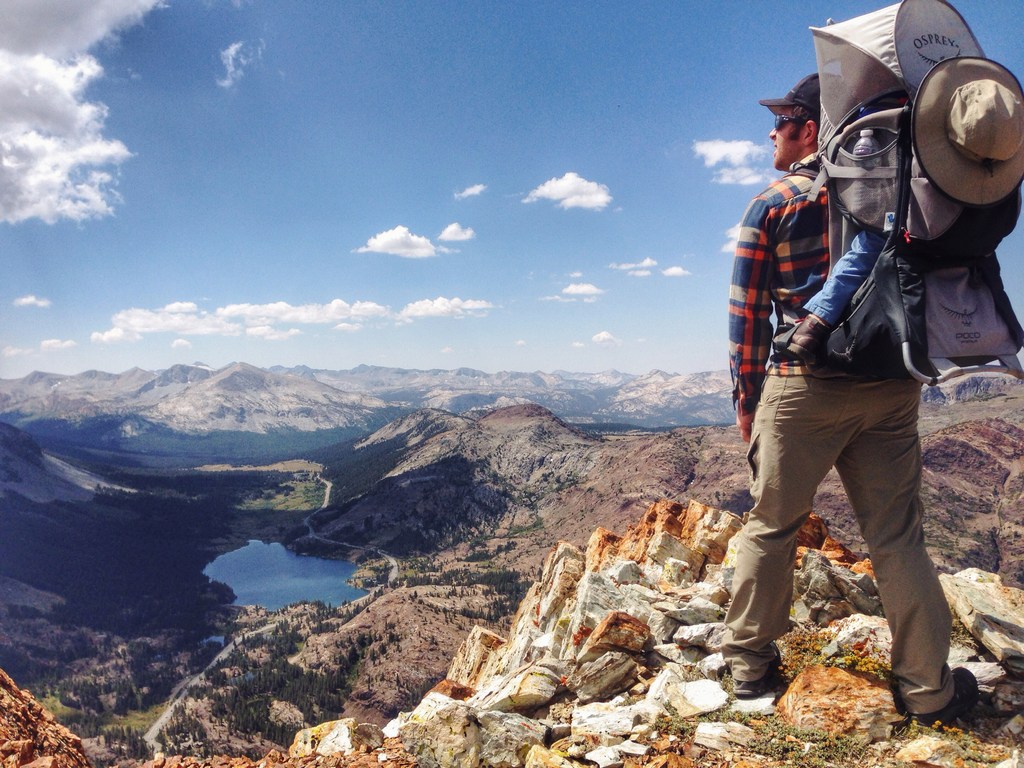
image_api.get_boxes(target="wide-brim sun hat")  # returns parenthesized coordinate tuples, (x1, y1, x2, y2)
(914, 56, 1024, 207)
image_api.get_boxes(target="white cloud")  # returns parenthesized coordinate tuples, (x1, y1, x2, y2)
(171, 338, 192, 349)
(14, 294, 52, 308)
(523, 172, 612, 210)
(163, 301, 199, 313)
(454, 183, 486, 200)
(438, 222, 475, 241)
(662, 266, 692, 277)
(397, 297, 494, 322)
(562, 283, 605, 297)
(722, 223, 742, 253)
(355, 225, 440, 258)
(569, 271, 583, 278)
(0, 51, 132, 224)
(693, 139, 767, 168)
(217, 299, 389, 325)
(92, 294, 493, 344)
(629, 270, 652, 277)
(592, 331, 622, 347)
(217, 39, 264, 89)
(714, 166, 775, 185)
(40, 338, 76, 351)
(515, 339, 527, 347)
(545, 282, 605, 303)
(440, 346, 454, 354)
(0, 0, 164, 58)
(91, 302, 242, 343)
(693, 139, 774, 186)
(90, 327, 135, 344)
(246, 325, 301, 341)
(0, 2, 164, 224)
(609, 258, 657, 271)
(3, 337, 77, 356)
(571, 341, 586, 349)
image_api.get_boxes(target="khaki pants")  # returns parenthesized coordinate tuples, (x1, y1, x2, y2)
(722, 374, 954, 713)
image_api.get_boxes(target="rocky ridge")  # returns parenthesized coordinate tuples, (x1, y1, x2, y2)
(372, 500, 1024, 767)
(308, 403, 1024, 590)
(6, 499, 1024, 768)
(306, 403, 694, 561)
(0, 666, 90, 768)
(0, 422, 117, 503)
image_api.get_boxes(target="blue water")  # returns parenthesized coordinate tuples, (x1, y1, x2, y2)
(203, 540, 366, 611)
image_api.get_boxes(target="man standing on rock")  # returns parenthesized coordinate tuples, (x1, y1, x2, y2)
(722, 73, 978, 725)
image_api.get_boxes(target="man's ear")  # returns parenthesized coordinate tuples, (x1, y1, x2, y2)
(803, 119, 820, 146)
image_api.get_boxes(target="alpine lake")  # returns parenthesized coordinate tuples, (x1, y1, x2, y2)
(203, 540, 366, 611)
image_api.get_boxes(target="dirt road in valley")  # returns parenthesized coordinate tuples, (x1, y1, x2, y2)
(143, 623, 278, 754)
(304, 475, 399, 584)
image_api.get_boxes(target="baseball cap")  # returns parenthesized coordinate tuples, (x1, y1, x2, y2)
(759, 73, 821, 123)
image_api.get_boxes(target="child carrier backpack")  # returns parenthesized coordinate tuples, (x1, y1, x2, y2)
(809, 0, 1024, 385)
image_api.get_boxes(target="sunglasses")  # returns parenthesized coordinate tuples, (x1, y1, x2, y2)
(774, 114, 809, 130)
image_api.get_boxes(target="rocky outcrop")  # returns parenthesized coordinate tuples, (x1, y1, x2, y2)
(386, 498, 1024, 767)
(776, 666, 903, 741)
(940, 568, 1024, 674)
(792, 550, 882, 624)
(585, 500, 742, 579)
(374, 504, 779, 761)
(288, 720, 384, 758)
(0, 667, 90, 768)
(7, 496, 1024, 768)
(446, 626, 508, 689)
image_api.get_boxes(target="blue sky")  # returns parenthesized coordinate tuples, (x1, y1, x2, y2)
(2, 0, 1023, 379)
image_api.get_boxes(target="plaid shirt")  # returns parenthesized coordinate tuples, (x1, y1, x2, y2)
(728, 158, 830, 417)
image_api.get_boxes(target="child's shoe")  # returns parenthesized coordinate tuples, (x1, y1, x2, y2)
(787, 313, 832, 363)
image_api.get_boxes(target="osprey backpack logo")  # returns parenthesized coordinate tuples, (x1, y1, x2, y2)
(911, 33, 962, 67)
(940, 303, 976, 327)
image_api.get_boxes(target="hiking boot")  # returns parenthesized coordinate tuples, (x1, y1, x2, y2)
(901, 668, 980, 728)
(787, 313, 832, 363)
(732, 644, 783, 700)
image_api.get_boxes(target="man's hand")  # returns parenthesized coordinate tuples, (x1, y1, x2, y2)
(737, 409, 754, 443)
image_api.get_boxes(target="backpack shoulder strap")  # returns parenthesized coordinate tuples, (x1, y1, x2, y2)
(787, 159, 827, 200)
(807, 166, 828, 200)
(787, 158, 819, 181)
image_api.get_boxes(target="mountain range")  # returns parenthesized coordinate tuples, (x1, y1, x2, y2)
(3, 360, 1019, 459)
(0, 362, 731, 436)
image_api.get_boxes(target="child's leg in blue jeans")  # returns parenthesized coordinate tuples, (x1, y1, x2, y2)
(804, 230, 887, 326)
(786, 230, 887, 362)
